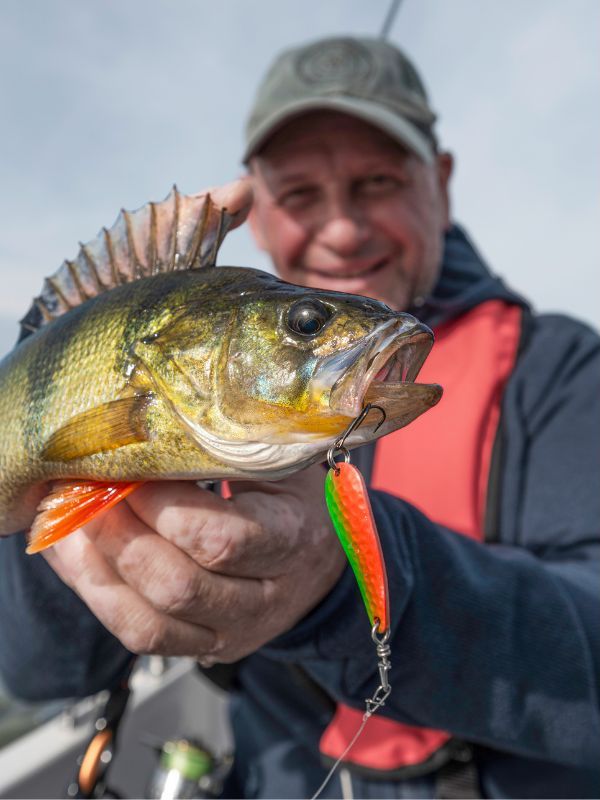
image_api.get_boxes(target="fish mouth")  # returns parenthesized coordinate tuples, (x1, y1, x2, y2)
(326, 316, 443, 443)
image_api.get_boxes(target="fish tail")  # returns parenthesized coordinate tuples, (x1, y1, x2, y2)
(26, 480, 144, 554)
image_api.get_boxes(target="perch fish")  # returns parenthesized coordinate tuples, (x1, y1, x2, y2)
(0, 187, 442, 553)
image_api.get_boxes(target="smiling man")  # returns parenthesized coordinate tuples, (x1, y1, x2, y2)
(249, 112, 452, 311)
(1, 36, 599, 800)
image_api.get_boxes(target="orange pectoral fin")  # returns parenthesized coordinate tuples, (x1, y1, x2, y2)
(26, 480, 144, 554)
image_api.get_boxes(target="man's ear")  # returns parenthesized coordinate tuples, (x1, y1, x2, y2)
(436, 151, 454, 229)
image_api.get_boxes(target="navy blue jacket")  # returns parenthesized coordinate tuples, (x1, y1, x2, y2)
(1, 226, 599, 798)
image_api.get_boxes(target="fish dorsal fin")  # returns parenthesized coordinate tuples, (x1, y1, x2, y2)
(19, 186, 232, 339)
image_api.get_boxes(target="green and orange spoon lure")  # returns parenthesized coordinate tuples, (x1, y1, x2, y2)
(312, 405, 393, 799)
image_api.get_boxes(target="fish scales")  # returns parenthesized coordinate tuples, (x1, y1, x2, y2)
(0, 273, 211, 526)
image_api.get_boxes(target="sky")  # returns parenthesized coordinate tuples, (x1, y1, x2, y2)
(0, 0, 598, 359)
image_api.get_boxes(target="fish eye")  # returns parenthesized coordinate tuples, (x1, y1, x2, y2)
(286, 299, 332, 338)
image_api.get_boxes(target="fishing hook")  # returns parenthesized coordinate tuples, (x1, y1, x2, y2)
(326, 403, 386, 473)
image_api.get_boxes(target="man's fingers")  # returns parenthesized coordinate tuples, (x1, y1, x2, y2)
(126, 482, 294, 577)
(41, 469, 348, 664)
(93, 498, 269, 627)
(228, 465, 335, 566)
(125, 481, 232, 560)
(46, 529, 217, 659)
(206, 176, 253, 228)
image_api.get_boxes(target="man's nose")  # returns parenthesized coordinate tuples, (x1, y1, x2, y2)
(316, 202, 370, 256)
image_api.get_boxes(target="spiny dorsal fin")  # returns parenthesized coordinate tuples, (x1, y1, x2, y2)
(19, 186, 233, 339)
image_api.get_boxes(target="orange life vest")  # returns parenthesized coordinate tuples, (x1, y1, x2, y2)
(319, 299, 523, 773)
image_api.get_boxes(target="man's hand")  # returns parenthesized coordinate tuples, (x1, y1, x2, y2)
(207, 176, 253, 229)
(43, 464, 346, 665)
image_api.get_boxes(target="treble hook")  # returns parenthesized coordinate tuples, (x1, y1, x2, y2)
(327, 403, 386, 472)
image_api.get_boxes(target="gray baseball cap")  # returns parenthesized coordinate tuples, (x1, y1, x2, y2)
(243, 36, 438, 164)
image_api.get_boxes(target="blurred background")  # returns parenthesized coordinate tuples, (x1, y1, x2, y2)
(0, 0, 599, 363)
(0, 0, 598, 794)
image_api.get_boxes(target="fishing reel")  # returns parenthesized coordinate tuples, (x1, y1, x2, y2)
(68, 730, 231, 800)
(65, 667, 231, 800)
(145, 737, 232, 800)
(66, 679, 131, 800)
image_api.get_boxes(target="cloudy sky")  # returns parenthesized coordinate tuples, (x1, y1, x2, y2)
(0, 0, 598, 359)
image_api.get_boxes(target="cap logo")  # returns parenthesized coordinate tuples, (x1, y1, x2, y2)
(296, 40, 374, 89)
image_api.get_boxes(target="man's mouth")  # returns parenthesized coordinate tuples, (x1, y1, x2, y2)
(304, 258, 388, 281)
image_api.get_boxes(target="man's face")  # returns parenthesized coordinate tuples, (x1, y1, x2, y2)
(249, 112, 453, 311)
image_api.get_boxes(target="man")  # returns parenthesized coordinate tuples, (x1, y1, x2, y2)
(1, 36, 599, 798)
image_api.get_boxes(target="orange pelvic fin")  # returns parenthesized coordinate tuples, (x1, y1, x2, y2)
(26, 480, 144, 554)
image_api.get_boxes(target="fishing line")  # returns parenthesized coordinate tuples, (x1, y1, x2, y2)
(310, 625, 392, 800)
(312, 406, 393, 800)
(379, 0, 403, 40)
(310, 708, 373, 800)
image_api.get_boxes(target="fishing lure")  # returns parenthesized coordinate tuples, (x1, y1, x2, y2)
(312, 405, 393, 799)
(325, 458, 389, 635)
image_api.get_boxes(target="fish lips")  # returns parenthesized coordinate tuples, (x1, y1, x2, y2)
(325, 316, 443, 439)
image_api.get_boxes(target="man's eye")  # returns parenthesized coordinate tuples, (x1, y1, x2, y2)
(286, 299, 332, 337)
(279, 186, 317, 209)
(359, 175, 404, 194)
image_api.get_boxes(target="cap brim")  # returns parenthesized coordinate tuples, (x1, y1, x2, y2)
(243, 95, 435, 164)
